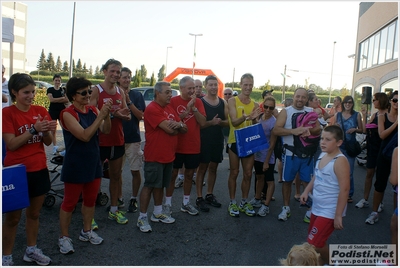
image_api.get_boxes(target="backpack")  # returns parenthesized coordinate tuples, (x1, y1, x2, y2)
(284, 111, 320, 162)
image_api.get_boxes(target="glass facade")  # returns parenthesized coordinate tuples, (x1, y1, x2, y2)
(358, 19, 398, 72)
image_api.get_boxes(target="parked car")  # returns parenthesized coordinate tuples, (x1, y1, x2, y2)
(34, 81, 53, 90)
(325, 103, 333, 113)
(132, 87, 180, 106)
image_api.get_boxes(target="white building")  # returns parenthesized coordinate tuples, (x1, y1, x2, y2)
(2, 2, 28, 77)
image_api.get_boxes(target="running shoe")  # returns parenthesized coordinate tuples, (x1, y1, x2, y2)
(257, 204, 270, 217)
(150, 213, 176, 224)
(175, 176, 184, 188)
(118, 198, 125, 208)
(137, 216, 152, 233)
(228, 203, 240, 217)
(181, 202, 199, 215)
(2, 256, 13, 266)
(52, 145, 59, 155)
(58, 236, 75, 254)
(355, 198, 369, 208)
(196, 197, 210, 212)
(278, 206, 291, 221)
(365, 212, 379, 225)
(163, 204, 172, 216)
(108, 210, 128, 224)
(91, 219, 98, 231)
(239, 202, 256, 216)
(304, 210, 311, 223)
(249, 198, 262, 208)
(378, 202, 384, 213)
(23, 247, 51, 266)
(205, 194, 222, 208)
(79, 229, 104, 245)
(128, 198, 138, 213)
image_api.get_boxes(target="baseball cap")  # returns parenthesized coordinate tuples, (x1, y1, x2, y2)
(262, 89, 274, 98)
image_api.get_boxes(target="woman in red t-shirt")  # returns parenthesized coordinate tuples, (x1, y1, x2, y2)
(2, 73, 57, 266)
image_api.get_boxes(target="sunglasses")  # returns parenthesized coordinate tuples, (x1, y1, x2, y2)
(392, 98, 398, 103)
(76, 89, 93, 96)
(224, 93, 232, 95)
(344, 101, 353, 104)
(263, 105, 275, 111)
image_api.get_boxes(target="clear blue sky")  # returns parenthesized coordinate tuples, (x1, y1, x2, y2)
(22, 1, 360, 90)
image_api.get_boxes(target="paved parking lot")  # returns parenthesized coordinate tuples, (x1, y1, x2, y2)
(6, 123, 396, 266)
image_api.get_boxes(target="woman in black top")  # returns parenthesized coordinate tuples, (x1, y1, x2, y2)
(46, 74, 69, 154)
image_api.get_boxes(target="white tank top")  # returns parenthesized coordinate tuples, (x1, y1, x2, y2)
(312, 152, 347, 219)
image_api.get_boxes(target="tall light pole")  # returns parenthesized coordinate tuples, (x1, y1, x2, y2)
(69, 2, 76, 78)
(189, 33, 203, 78)
(165, 46, 172, 77)
(281, 65, 299, 101)
(328, 41, 337, 104)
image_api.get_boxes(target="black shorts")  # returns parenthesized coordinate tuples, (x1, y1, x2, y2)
(254, 161, 276, 182)
(173, 153, 200, 169)
(49, 109, 63, 121)
(100, 146, 125, 161)
(27, 168, 51, 198)
(199, 143, 224, 164)
(228, 143, 253, 158)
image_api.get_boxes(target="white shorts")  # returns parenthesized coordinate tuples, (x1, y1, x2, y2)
(123, 142, 143, 171)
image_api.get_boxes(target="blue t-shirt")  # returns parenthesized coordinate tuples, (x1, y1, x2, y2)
(123, 90, 146, 143)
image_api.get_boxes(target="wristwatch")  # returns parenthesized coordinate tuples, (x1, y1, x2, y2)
(192, 107, 198, 112)
(29, 126, 38, 135)
(127, 102, 132, 106)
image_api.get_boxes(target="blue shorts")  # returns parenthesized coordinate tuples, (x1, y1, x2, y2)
(282, 153, 313, 183)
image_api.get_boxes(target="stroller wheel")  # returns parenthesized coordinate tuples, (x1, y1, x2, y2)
(96, 192, 109, 206)
(43, 195, 56, 208)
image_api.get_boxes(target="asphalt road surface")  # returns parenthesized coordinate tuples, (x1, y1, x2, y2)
(6, 125, 396, 266)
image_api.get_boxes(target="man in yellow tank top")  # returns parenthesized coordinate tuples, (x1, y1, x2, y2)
(227, 73, 262, 217)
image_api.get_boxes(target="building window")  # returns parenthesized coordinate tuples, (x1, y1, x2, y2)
(358, 19, 398, 72)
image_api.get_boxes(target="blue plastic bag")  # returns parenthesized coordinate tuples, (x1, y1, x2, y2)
(2, 164, 30, 213)
(234, 123, 269, 157)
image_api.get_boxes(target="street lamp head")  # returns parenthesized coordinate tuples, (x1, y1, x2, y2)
(189, 33, 203, 36)
(167, 46, 172, 49)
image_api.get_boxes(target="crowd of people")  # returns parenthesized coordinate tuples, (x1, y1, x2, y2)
(2, 59, 398, 265)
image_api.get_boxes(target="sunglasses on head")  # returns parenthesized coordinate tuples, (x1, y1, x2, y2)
(263, 105, 275, 111)
(392, 98, 398, 103)
(76, 89, 93, 96)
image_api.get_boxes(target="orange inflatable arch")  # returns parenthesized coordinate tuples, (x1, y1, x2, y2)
(163, 67, 224, 98)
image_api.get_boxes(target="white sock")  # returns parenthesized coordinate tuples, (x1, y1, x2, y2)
(153, 205, 162, 215)
(110, 206, 118, 213)
(183, 195, 190, 205)
(139, 212, 147, 218)
(165, 196, 172, 206)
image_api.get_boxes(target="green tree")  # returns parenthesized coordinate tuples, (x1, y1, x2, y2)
(150, 72, 156, 86)
(157, 64, 165, 81)
(94, 66, 100, 76)
(76, 59, 83, 73)
(89, 65, 93, 75)
(37, 49, 46, 70)
(72, 60, 76, 72)
(132, 69, 142, 87)
(55, 56, 62, 72)
(62, 61, 69, 72)
(82, 63, 88, 74)
(172, 78, 179, 84)
(140, 64, 147, 82)
(46, 52, 55, 72)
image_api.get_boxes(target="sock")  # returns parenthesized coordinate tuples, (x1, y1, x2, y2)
(230, 200, 236, 205)
(305, 210, 312, 217)
(153, 205, 162, 215)
(110, 206, 118, 213)
(139, 212, 147, 218)
(26, 245, 36, 253)
(83, 228, 91, 233)
(241, 199, 247, 205)
(178, 174, 184, 180)
(183, 195, 190, 205)
(165, 196, 172, 206)
(118, 197, 123, 202)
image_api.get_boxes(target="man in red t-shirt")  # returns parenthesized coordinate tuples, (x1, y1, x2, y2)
(136, 81, 187, 233)
(164, 76, 206, 216)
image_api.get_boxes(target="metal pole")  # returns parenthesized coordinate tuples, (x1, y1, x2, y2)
(189, 33, 202, 78)
(166, 46, 172, 77)
(69, 2, 76, 79)
(282, 65, 287, 101)
(328, 41, 336, 104)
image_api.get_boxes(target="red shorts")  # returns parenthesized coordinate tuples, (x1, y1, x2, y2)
(307, 213, 335, 248)
(61, 178, 101, 212)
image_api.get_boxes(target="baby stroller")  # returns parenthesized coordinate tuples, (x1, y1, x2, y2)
(43, 156, 109, 208)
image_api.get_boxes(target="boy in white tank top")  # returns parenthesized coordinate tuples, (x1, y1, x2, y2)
(300, 125, 350, 265)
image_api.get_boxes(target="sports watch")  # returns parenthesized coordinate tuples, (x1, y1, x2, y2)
(29, 126, 38, 135)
